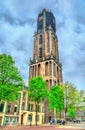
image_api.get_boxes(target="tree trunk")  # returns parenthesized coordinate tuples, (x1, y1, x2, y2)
(65, 107, 67, 119)
(35, 103, 37, 125)
(35, 102, 39, 126)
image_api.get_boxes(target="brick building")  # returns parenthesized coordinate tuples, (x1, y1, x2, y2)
(0, 89, 44, 126)
(29, 9, 63, 123)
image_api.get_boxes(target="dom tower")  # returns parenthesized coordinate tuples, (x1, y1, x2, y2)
(29, 9, 63, 123)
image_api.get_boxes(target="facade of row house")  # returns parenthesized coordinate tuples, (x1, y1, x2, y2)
(76, 102, 85, 121)
(29, 9, 63, 123)
(0, 89, 44, 126)
(76, 110, 85, 121)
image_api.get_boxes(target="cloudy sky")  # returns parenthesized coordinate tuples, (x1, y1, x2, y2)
(0, 0, 85, 90)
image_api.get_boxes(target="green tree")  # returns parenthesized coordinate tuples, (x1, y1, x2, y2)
(83, 97, 85, 102)
(63, 81, 78, 119)
(48, 85, 64, 118)
(29, 76, 48, 125)
(68, 108, 75, 120)
(0, 54, 24, 101)
(76, 90, 85, 110)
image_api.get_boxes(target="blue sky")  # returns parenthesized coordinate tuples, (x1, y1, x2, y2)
(0, 0, 85, 90)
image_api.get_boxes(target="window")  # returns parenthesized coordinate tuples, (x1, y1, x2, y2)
(55, 44, 56, 55)
(46, 80, 49, 88)
(23, 92, 26, 99)
(49, 61, 52, 75)
(54, 63, 56, 76)
(77, 112, 80, 115)
(4, 117, 10, 124)
(57, 67, 59, 74)
(45, 62, 48, 76)
(28, 114, 32, 121)
(28, 104, 33, 111)
(57, 79, 60, 85)
(42, 106, 44, 113)
(50, 80, 52, 87)
(22, 102, 25, 110)
(35, 115, 39, 122)
(54, 81, 56, 85)
(6, 105, 11, 113)
(47, 32, 49, 53)
(0, 102, 4, 112)
(39, 48, 42, 58)
(39, 35, 42, 44)
(38, 64, 41, 75)
(14, 105, 18, 113)
(12, 117, 18, 124)
(84, 112, 85, 116)
(37, 105, 40, 112)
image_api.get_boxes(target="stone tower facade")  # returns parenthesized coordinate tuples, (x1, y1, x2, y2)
(29, 9, 63, 123)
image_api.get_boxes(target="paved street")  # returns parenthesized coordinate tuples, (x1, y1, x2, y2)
(0, 122, 85, 130)
(65, 122, 85, 129)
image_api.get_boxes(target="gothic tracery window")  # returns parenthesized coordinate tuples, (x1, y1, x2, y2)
(39, 35, 42, 44)
(38, 64, 41, 75)
(47, 32, 49, 53)
(39, 48, 42, 58)
(45, 62, 48, 76)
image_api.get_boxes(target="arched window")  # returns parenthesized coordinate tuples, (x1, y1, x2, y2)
(39, 48, 42, 58)
(46, 80, 49, 88)
(50, 80, 52, 87)
(45, 62, 48, 76)
(47, 32, 49, 52)
(54, 63, 55, 76)
(49, 61, 52, 75)
(38, 64, 41, 75)
(39, 35, 42, 44)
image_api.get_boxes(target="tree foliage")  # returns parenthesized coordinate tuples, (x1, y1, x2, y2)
(29, 76, 48, 125)
(63, 81, 85, 119)
(48, 85, 64, 117)
(68, 108, 75, 119)
(0, 54, 24, 101)
(83, 97, 85, 102)
(76, 90, 85, 110)
(63, 81, 79, 118)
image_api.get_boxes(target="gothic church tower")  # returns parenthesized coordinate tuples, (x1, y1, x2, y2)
(29, 9, 63, 122)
